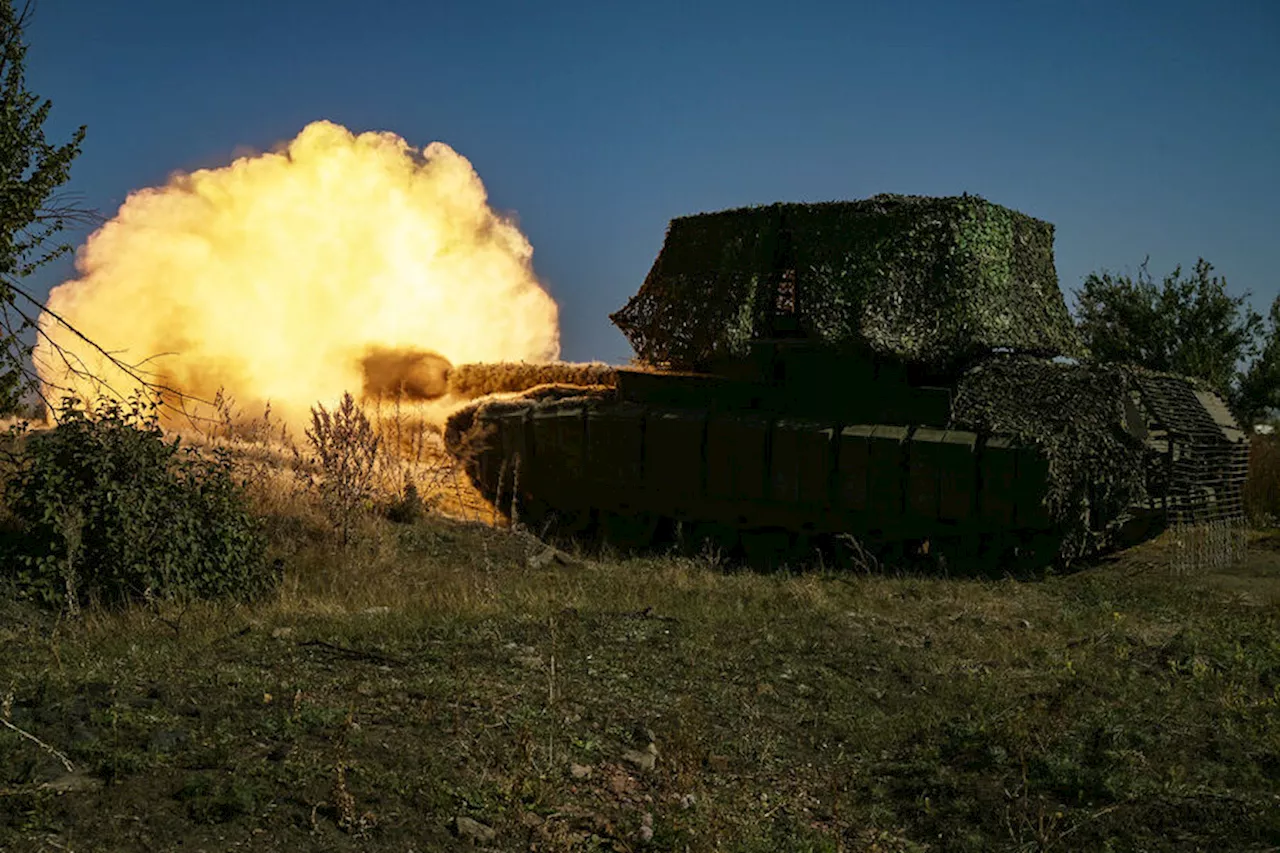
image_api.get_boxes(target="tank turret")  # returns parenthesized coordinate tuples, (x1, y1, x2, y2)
(611, 194, 1085, 375)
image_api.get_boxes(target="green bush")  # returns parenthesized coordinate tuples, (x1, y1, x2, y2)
(1, 395, 272, 610)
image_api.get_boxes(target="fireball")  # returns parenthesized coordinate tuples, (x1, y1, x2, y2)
(35, 120, 560, 428)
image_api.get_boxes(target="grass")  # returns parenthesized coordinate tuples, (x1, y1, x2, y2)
(2, 506, 1279, 851)
(1, 406, 1278, 851)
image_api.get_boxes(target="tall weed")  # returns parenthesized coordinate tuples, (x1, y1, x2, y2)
(299, 393, 381, 544)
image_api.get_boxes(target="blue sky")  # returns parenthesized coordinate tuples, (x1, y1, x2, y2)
(23, 0, 1280, 364)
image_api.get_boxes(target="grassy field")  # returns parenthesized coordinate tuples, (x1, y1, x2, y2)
(2, 494, 1279, 852)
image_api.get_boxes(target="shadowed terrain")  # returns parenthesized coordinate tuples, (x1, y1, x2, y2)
(2, 488, 1278, 851)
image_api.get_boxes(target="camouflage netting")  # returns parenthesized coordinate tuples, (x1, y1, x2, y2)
(611, 194, 1086, 372)
(444, 385, 615, 448)
(448, 362, 617, 400)
(952, 355, 1149, 562)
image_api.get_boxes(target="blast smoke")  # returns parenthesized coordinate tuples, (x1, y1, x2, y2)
(360, 346, 452, 402)
(35, 120, 561, 428)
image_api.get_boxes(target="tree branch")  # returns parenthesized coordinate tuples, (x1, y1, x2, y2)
(1, 274, 231, 431)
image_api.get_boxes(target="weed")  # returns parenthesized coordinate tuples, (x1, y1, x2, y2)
(298, 392, 381, 545)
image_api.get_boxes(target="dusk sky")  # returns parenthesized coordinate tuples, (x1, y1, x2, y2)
(24, 0, 1280, 365)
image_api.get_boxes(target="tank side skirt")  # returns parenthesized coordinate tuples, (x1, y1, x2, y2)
(500, 400, 1058, 544)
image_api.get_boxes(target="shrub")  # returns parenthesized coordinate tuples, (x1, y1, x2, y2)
(385, 481, 424, 524)
(1, 395, 272, 610)
(1244, 432, 1280, 527)
(300, 392, 381, 544)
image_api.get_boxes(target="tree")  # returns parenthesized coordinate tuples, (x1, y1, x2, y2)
(1235, 295, 1280, 426)
(0, 0, 87, 413)
(1072, 257, 1278, 421)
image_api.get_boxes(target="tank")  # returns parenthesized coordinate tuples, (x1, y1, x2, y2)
(445, 195, 1249, 570)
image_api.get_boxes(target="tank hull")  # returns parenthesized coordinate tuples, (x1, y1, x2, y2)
(445, 352, 1248, 571)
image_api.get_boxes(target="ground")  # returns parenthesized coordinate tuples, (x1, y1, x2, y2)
(2, 517, 1279, 852)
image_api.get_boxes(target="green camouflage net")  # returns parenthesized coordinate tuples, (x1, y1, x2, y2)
(611, 194, 1086, 372)
(953, 355, 1149, 562)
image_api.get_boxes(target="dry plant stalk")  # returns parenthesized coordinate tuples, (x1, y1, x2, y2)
(836, 533, 880, 574)
(1, 718, 75, 773)
(325, 763, 376, 836)
(437, 418, 497, 523)
(366, 393, 470, 516)
(303, 393, 381, 544)
(510, 452, 522, 530)
(57, 503, 84, 618)
(493, 455, 508, 529)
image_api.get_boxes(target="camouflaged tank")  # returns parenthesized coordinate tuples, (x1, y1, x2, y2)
(446, 195, 1249, 570)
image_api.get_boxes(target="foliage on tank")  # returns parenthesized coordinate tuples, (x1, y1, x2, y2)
(954, 355, 1250, 564)
(447, 361, 616, 400)
(953, 355, 1149, 562)
(611, 194, 1086, 373)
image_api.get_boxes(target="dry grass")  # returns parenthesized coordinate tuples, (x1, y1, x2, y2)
(2, 512, 1279, 852)
(177, 388, 492, 527)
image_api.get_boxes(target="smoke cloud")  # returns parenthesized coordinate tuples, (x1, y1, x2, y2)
(36, 120, 560, 427)
(360, 346, 453, 402)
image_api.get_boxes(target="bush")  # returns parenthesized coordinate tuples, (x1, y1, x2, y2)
(1, 395, 272, 610)
(1245, 432, 1280, 527)
(300, 392, 381, 544)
